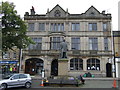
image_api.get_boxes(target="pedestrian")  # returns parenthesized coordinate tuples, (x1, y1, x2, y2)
(79, 75, 85, 84)
(10, 67, 13, 73)
(13, 66, 16, 73)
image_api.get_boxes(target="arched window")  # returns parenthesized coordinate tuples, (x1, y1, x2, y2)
(70, 58, 83, 70)
(87, 58, 100, 71)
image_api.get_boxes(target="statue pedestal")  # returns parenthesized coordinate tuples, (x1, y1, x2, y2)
(58, 59, 69, 76)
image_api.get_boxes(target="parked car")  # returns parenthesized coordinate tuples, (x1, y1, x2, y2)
(0, 73, 32, 89)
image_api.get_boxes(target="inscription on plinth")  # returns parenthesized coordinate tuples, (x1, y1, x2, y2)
(58, 59, 68, 76)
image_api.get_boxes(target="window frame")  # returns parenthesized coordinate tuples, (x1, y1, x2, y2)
(71, 23, 80, 31)
(50, 37, 63, 50)
(89, 37, 98, 50)
(50, 23, 64, 31)
(71, 37, 80, 50)
(39, 23, 45, 31)
(29, 38, 42, 50)
(87, 58, 100, 71)
(28, 23, 34, 31)
(88, 23, 97, 31)
(103, 22, 108, 31)
(70, 58, 83, 70)
(104, 37, 109, 51)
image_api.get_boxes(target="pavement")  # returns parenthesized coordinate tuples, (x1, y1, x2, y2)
(31, 75, 120, 89)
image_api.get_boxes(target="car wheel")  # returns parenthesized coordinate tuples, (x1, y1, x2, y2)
(25, 82, 31, 88)
(1, 83, 7, 90)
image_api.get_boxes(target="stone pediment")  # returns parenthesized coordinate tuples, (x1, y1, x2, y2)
(83, 6, 104, 17)
(47, 4, 68, 17)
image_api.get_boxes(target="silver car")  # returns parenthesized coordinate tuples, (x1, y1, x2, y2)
(0, 73, 32, 89)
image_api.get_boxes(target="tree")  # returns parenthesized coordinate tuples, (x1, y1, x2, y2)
(1, 1, 34, 51)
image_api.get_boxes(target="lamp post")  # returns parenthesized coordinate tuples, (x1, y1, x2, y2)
(18, 48, 22, 73)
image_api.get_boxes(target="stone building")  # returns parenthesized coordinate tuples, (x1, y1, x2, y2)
(1, 48, 19, 74)
(113, 31, 120, 78)
(23, 5, 113, 77)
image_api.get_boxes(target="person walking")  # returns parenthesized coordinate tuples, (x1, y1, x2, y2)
(10, 67, 13, 73)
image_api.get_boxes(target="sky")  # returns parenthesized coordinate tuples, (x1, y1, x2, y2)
(2, 0, 120, 30)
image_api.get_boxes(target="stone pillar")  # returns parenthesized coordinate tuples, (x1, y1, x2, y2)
(58, 59, 69, 76)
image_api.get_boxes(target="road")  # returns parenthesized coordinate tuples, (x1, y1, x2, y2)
(3, 77, 120, 90)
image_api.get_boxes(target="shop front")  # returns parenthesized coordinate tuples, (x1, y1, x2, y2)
(0, 61, 18, 74)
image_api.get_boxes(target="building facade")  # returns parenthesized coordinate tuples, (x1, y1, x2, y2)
(1, 48, 19, 74)
(113, 31, 120, 77)
(23, 5, 113, 77)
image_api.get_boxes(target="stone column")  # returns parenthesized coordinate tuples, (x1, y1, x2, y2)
(58, 59, 69, 76)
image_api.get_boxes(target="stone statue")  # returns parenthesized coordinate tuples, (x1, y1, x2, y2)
(59, 39, 68, 58)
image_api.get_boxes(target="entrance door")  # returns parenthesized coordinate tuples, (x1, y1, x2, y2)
(106, 63, 112, 77)
(25, 58, 43, 75)
(51, 59, 58, 76)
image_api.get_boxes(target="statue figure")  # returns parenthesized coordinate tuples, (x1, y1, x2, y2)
(59, 39, 68, 58)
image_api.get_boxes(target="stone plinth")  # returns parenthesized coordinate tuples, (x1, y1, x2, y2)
(58, 59, 68, 76)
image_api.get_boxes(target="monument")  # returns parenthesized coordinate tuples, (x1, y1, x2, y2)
(58, 39, 69, 76)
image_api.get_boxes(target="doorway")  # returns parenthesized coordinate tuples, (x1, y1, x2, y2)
(106, 63, 112, 77)
(25, 58, 44, 75)
(51, 59, 58, 76)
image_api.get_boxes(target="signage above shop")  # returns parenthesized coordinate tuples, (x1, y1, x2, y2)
(0, 61, 18, 64)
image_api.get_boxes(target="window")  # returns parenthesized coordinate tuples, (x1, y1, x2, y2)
(2, 52, 10, 59)
(104, 37, 108, 51)
(89, 37, 98, 50)
(13, 52, 16, 58)
(71, 23, 80, 31)
(87, 58, 100, 70)
(50, 23, 64, 31)
(88, 23, 97, 31)
(12, 75, 19, 79)
(103, 23, 108, 31)
(39, 23, 45, 31)
(70, 58, 83, 70)
(28, 23, 34, 31)
(19, 74, 27, 78)
(29, 38, 42, 50)
(71, 37, 80, 50)
(50, 37, 63, 50)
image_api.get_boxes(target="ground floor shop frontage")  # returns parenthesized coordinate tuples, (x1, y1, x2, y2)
(22, 56, 113, 77)
(0, 60, 18, 74)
